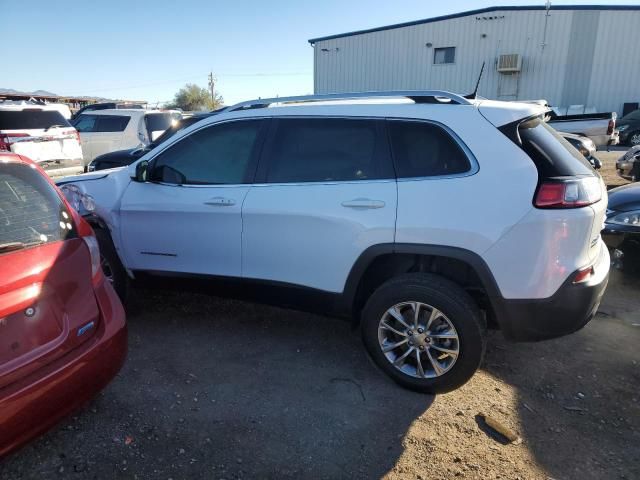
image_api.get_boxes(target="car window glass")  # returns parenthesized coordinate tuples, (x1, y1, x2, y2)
(265, 118, 381, 183)
(0, 163, 73, 248)
(149, 120, 262, 185)
(388, 121, 471, 178)
(0, 110, 71, 130)
(72, 114, 98, 132)
(95, 115, 130, 132)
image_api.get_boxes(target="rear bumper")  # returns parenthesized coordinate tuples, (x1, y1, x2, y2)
(0, 280, 126, 458)
(492, 245, 610, 341)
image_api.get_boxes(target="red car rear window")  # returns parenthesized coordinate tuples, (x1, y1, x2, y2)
(0, 162, 75, 251)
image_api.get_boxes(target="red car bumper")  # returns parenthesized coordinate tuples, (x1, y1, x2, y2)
(0, 280, 127, 458)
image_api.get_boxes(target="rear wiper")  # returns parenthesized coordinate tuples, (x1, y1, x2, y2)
(44, 125, 66, 131)
(0, 242, 26, 253)
(0, 238, 47, 253)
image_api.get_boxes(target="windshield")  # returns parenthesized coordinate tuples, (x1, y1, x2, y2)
(0, 110, 71, 130)
(0, 162, 74, 251)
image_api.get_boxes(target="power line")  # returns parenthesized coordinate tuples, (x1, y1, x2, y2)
(73, 71, 312, 95)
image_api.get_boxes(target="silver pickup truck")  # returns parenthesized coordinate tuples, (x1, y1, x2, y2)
(547, 111, 619, 146)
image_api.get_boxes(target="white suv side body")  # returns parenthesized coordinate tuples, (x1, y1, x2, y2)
(58, 92, 610, 393)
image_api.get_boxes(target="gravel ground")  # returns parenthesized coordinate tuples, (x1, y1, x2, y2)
(1, 268, 638, 480)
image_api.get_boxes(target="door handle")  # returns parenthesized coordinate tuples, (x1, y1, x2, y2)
(204, 197, 236, 207)
(341, 198, 385, 209)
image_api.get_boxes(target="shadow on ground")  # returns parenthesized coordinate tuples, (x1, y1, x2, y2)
(0, 282, 433, 479)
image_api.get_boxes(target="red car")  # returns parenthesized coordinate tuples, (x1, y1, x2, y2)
(0, 153, 127, 458)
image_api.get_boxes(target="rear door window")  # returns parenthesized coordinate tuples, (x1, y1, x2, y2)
(0, 110, 71, 130)
(519, 118, 594, 177)
(95, 115, 130, 132)
(387, 120, 472, 178)
(0, 162, 73, 249)
(262, 118, 390, 183)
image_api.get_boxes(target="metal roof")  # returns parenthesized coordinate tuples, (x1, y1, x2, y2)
(308, 4, 640, 44)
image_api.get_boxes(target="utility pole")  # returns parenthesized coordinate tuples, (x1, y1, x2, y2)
(208, 72, 215, 104)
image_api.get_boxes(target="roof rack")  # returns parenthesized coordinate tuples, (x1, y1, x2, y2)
(227, 90, 471, 111)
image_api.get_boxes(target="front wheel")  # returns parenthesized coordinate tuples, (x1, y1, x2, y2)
(361, 273, 486, 393)
(94, 228, 129, 301)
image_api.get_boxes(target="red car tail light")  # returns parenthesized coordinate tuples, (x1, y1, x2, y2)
(607, 119, 615, 136)
(534, 177, 602, 209)
(573, 265, 594, 284)
(66, 207, 103, 286)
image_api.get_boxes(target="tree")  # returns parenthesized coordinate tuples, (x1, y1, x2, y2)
(166, 83, 223, 111)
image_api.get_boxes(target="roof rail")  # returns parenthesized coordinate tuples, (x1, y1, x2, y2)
(227, 90, 472, 111)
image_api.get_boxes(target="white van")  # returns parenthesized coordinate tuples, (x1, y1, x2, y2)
(72, 109, 180, 166)
(0, 103, 83, 177)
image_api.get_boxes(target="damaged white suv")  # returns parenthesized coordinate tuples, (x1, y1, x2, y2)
(58, 91, 609, 393)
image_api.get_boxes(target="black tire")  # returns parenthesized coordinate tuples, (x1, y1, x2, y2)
(628, 131, 640, 147)
(94, 228, 129, 301)
(361, 273, 486, 394)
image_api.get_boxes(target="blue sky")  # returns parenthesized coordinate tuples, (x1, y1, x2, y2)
(3, 0, 637, 105)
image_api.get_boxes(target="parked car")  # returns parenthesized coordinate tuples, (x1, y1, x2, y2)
(72, 102, 145, 119)
(616, 109, 640, 146)
(548, 110, 619, 146)
(603, 182, 640, 273)
(87, 112, 216, 172)
(0, 153, 126, 458)
(0, 103, 84, 178)
(57, 91, 609, 393)
(616, 145, 640, 182)
(561, 132, 601, 169)
(72, 109, 180, 167)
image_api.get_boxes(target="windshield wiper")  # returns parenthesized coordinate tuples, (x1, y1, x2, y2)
(0, 242, 26, 253)
(0, 239, 47, 253)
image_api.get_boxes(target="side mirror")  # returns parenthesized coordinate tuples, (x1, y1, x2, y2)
(134, 160, 149, 182)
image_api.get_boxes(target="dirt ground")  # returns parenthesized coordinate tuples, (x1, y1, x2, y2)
(1, 150, 639, 480)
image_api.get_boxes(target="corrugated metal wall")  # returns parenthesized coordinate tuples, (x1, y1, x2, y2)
(312, 8, 640, 114)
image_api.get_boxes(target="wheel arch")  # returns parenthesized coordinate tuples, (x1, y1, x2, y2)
(343, 243, 503, 325)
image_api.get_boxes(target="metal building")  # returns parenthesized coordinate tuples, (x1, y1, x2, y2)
(309, 5, 640, 115)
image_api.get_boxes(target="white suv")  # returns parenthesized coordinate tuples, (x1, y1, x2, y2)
(57, 91, 610, 393)
(0, 103, 83, 177)
(72, 109, 179, 166)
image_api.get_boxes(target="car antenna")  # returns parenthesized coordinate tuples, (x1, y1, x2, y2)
(464, 61, 485, 99)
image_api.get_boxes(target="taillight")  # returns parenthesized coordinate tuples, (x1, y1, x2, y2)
(607, 119, 615, 135)
(67, 207, 104, 286)
(63, 129, 81, 143)
(573, 265, 594, 284)
(0, 133, 29, 151)
(534, 177, 602, 209)
(83, 235, 103, 286)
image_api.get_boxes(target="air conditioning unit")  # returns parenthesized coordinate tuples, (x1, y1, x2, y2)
(497, 54, 522, 73)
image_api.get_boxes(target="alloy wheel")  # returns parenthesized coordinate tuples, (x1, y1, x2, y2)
(378, 301, 459, 379)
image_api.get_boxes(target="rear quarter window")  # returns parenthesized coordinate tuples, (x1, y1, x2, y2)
(0, 110, 71, 130)
(0, 163, 74, 248)
(387, 120, 472, 178)
(519, 119, 594, 177)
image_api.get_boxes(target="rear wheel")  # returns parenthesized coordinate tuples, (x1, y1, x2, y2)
(94, 228, 129, 301)
(361, 273, 486, 393)
(629, 131, 640, 147)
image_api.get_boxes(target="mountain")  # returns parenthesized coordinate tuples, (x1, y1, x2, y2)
(0, 88, 58, 96)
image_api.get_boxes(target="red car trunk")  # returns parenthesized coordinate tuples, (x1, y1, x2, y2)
(0, 240, 100, 389)
(0, 161, 100, 389)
